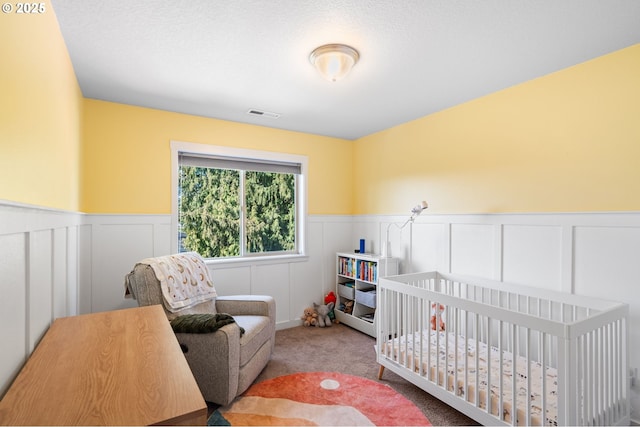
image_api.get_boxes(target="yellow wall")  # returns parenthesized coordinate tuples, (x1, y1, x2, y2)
(3, 2, 638, 217)
(354, 44, 640, 214)
(81, 100, 354, 214)
(0, 1, 82, 211)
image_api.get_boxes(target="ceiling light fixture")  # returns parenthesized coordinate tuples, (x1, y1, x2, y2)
(309, 44, 359, 82)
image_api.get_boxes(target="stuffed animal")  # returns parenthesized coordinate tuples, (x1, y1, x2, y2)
(430, 303, 445, 331)
(343, 300, 354, 315)
(314, 302, 335, 327)
(324, 291, 337, 321)
(301, 306, 318, 327)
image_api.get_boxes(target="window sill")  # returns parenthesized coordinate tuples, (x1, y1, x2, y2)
(204, 253, 309, 268)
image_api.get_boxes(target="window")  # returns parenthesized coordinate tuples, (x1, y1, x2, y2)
(171, 142, 307, 260)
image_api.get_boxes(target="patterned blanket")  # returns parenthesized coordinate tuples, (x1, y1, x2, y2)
(140, 252, 217, 313)
(382, 330, 558, 426)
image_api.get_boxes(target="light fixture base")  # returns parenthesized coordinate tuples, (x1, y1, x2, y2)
(309, 44, 360, 82)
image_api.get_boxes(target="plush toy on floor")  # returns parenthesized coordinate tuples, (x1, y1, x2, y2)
(324, 291, 337, 322)
(301, 306, 318, 327)
(314, 302, 335, 327)
(430, 303, 445, 331)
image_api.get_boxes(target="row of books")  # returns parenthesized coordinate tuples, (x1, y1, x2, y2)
(337, 257, 378, 282)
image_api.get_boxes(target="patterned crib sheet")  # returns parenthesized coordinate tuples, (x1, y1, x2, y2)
(381, 330, 558, 426)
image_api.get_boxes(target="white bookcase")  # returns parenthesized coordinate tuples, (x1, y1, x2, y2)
(335, 252, 398, 337)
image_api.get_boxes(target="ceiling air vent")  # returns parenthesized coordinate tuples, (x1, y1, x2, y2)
(247, 109, 280, 119)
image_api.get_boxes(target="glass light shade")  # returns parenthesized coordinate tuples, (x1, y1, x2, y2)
(310, 44, 359, 82)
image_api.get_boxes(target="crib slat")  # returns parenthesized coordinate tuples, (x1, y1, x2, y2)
(526, 327, 531, 426)
(614, 320, 621, 421)
(427, 298, 432, 382)
(605, 324, 610, 425)
(577, 334, 583, 425)
(475, 313, 480, 410)
(464, 309, 469, 403)
(585, 332, 595, 425)
(454, 306, 459, 398)
(619, 319, 624, 421)
(487, 316, 492, 417)
(418, 298, 424, 377)
(436, 303, 441, 386)
(596, 327, 601, 425)
(512, 323, 517, 426)
(499, 321, 504, 422)
(612, 321, 617, 421)
(404, 293, 409, 370)
(408, 293, 412, 370)
(598, 326, 604, 425)
(541, 332, 547, 427)
(444, 303, 449, 390)
(599, 327, 604, 426)
(398, 291, 403, 365)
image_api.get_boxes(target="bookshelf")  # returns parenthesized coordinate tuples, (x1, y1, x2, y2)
(335, 252, 398, 337)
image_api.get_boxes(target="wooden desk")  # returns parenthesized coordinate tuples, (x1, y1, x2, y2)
(0, 305, 207, 426)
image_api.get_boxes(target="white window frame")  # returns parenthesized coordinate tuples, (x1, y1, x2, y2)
(171, 141, 308, 264)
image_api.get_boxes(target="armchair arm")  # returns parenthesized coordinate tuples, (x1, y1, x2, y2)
(215, 295, 275, 319)
(174, 322, 241, 405)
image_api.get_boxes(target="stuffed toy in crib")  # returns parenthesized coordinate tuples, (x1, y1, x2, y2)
(430, 303, 445, 331)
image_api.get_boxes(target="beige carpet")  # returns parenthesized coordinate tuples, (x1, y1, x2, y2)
(248, 323, 478, 426)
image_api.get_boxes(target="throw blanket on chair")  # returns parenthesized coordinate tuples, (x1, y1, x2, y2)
(140, 252, 217, 313)
(170, 313, 244, 335)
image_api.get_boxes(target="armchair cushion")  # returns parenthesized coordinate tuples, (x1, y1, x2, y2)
(235, 315, 272, 366)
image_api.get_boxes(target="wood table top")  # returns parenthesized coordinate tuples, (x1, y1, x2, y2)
(0, 305, 207, 426)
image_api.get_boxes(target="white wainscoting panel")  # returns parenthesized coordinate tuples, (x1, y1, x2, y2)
(409, 223, 442, 274)
(28, 229, 53, 353)
(574, 225, 640, 302)
(253, 263, 291, 324)
(87, 220, 159, 313)
(450, 223, 496, 278)
(52, 228, 68, 320)
(0, 232, 27, 399)
(211, 266, 252, 296)
(502, 224, 563, 290)
(573, 224, 640, 401)
(0, 201, 82, 399)
(66, 226, 79, 316)
(80, 215, 173, 314)
(321, 217, 354, 282)
(290, 220, 325, 323)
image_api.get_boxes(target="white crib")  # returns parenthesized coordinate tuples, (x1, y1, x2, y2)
(376, 272, 629, 426)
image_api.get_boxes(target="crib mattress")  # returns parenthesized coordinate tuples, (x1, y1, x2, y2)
(381, 330, 558, 426)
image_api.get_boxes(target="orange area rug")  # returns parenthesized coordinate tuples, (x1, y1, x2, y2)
(208, 371, 431, 426)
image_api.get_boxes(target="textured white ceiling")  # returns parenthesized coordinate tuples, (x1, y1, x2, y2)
(51, 0, 640, 140)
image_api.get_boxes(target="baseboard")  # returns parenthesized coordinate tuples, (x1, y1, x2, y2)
(276, 319, 303, 330)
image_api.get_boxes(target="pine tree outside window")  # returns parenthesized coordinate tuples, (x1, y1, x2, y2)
(171, 142, 307, 260)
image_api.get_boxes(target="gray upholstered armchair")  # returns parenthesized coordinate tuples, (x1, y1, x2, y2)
(124, 252, 275, 406)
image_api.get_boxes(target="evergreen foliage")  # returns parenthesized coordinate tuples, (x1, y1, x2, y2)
(179, 166, 295, 257)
